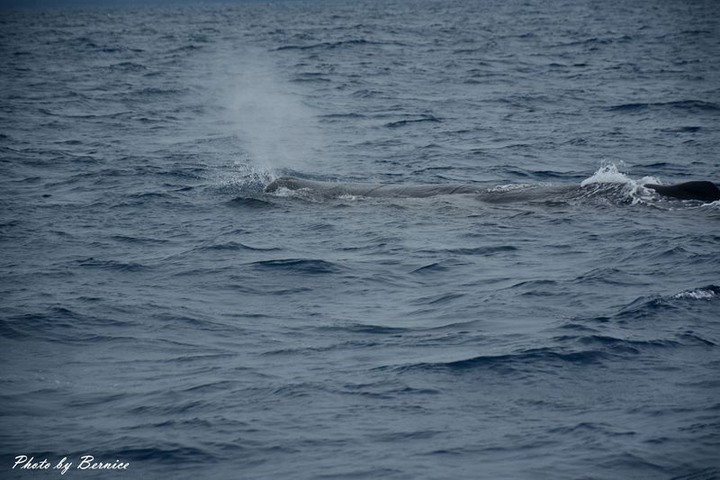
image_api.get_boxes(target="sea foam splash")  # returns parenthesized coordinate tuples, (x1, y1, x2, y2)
(673, 286, 720, 300)
(580, 162, 660, 187)
(580, 162, 660, 204)
(215, 162, 277, 195)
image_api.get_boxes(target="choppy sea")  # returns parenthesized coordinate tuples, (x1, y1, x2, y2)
(1, 0, 719, 478)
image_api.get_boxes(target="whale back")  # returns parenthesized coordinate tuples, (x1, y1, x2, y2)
(265, 177, 482, 198)
(266, 176, 720, 203)
(645, 181, 720, 202)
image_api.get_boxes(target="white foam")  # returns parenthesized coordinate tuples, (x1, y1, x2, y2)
(211, 161, 278, 195)
(270, 186, 300, 197)
(580, 162, 661, 205)
(338, 194, 360, 201)
(674, 288, 717, 300)
(580, 162, 632, 186)
(487, 183, 534, 193)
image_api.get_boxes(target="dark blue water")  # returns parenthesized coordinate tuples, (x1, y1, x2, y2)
(2, 1, 719, 479)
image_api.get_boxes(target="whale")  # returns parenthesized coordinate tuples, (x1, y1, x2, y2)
(265, 176, 720, 203)
(265, 176, 485, 198)
(643, 181, 720, 202)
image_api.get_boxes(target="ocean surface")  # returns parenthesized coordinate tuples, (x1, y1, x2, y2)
(1, 0, 719, 478)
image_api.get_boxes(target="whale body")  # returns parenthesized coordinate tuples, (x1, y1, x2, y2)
(265, 176, 484, 198)
(265, 176, 720, 203)
(644, 181, 720, 202)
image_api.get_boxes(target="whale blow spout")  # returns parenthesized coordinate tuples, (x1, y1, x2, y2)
(644, 181, 720, 203)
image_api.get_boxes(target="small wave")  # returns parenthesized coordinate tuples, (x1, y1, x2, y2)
(136, 87, 185, 97)
(197, 241, 280, 252)
(3, 307, 130, 341)
(128, 191, 173, 200)
(109, 61, 147, 72)
(276, 39, 375, 51)
(554, 334, 681, 355)
(395, 347, 606, 373)
(410, 262, 450, 274)
(597, 285, 719, 325)
(417, 245, 517, 257)
(319, 112, 367, 120)
(670, 467, 720, 480)
(292, 72, 332, 83)
(446, 245, 518, 256)
(110, 235, 169, 245)
(318, 323, 409, 335)
(249, 258, 344, 274)
(607, 100, 720, 113)
(411, 292, 465, 306)
(614, 295, 677, 322)
(167, 44, 203, 54)
(226, 197, 274, 208)
(76, 257, 149, 272)
(352, 89, 383, 98)
(385, 115, 442, 128)
(658, 126, 702, 133)
(112, 446, 216, 463)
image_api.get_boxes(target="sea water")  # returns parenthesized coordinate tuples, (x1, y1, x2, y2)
(1, 1, 719, 479)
